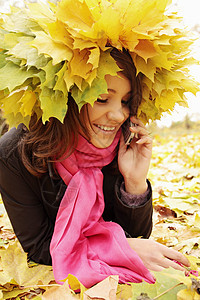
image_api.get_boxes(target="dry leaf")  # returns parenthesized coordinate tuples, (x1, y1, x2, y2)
(0, 241, 54, 286)
(42, 280, 77, 300)
(83, 275, 118, 300)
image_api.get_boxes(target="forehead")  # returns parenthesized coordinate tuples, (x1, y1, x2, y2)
(104, 74, 131, 95)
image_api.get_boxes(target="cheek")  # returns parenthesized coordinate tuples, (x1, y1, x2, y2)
(123, 106, 130, 118)
(87, 104, 105, 122)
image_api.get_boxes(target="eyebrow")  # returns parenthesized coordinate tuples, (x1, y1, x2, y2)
(107, 88, 132, 96)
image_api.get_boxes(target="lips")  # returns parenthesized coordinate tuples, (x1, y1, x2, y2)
(94, 124, 116, 132)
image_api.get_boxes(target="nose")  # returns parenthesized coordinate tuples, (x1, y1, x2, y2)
(107, 104, 126, 123)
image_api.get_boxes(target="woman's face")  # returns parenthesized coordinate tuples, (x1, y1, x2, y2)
(81, 73, 131, 148)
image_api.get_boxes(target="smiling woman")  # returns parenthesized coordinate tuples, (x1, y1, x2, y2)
(0, 47, 190, 288)
(81, 74, 131, 149)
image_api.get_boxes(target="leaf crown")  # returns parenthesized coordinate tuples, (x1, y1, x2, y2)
(0, 0, 199, 128)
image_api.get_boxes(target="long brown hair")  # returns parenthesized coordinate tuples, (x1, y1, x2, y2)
(19, 48, 143, 177)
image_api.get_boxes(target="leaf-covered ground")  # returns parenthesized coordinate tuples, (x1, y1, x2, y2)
(0, 131, 200, 299)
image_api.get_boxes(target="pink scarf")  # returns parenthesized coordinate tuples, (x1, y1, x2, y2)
(50, 131, 155, 288)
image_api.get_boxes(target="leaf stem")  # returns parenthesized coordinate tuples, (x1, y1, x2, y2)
(20, 284, 61, 289)
(153, 283, 184, 300)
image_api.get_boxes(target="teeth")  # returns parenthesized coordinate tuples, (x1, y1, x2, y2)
(97, 125, 115, 131)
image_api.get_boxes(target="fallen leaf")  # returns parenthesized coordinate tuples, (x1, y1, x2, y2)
(42, 280, 77, 300)
(0, 241, 54, 286)
(154, 205, 177, 218)
(83, 275, 118, 300)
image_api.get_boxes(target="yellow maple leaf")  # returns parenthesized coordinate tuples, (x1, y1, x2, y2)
(0, 88, 39, 128)
(73, 38, 97, 51)
(42, 280, 77, 300)
(177, 288, 200, 300)
(0, 242, 54, 287)
(26, 1, 56, 29)
(132, 54, 157, 82)
(56, 0, 94, 30)
(155, 89, 185, 111)
(70, 49, 93, 80)
(92, 8, 123, 47)
(19, 90, 37, 117)
(31, 31, 73, 65)
(138, 98, 160, 122)
(134, 40, 158, 62)
(1, 89, 24, 117)
(47, 20, 74, 49)
(88, 47, 100, 70)
(151, 50, 175, 71)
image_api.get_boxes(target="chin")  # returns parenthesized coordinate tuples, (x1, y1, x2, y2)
(90, 136, 115, 149)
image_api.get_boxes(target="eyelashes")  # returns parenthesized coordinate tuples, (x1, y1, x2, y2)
(96, 98, 130, 105)
(96, 98, 107, 103)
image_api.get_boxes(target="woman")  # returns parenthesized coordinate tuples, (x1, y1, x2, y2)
(0, 48, 190, 287)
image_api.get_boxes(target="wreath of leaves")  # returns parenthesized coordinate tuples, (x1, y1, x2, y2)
(0, 0, 199, 127)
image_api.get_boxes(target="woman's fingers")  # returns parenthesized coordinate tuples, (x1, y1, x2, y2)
(130, 116, 146, 129)
(127, 238, 191, 273)
(136, 136, 152, 146)
(129, 121, 152, 143)
(156, 257, 186, 272)
(162, 246, 190, 267)
(130, 125, 149, 137)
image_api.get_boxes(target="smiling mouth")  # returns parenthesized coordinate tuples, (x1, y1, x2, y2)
(94, 124, 116, 132)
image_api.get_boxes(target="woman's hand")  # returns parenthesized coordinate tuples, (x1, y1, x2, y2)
(127, 238, 190, 273)
(118, 116, 153, 194)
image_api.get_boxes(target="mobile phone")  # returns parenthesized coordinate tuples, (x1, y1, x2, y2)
(122, 117, 137, 145)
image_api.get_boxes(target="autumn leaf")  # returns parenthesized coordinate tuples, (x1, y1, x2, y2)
(26, 1, 56, 28)
(31, 31, 73, 65)
(132, 268, 191, 300)
(7, 36, 49, 69)
(177, 288, 200, 300)
(0, 241, 54, 287)
(71, 50, 121, 108)
(41, 275, 118, 300)
(134, 40, 158, 62)
(42, 280, 77, 300)
(0, 62, 37, 92)
(83, 275, 118, 300)
(40, 87, 68, 123)
(70, 49, 93, 80)
(55, 0, 94, 30)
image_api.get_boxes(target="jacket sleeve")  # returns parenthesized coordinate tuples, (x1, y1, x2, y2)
(0, 130, 54, 265)
(102, 173, 153, 238)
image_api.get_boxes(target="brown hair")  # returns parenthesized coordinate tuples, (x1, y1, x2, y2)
(19, 48, 143, 177)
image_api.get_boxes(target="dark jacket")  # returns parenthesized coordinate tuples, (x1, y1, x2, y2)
(0, 125, 153, 265)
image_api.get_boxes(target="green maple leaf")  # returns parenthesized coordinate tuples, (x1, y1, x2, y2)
(72, 50, 121, 109)
(131, 268, 188, 300)
(0, 51, 8, 69)
(71, 77, 108, 109)
(40, 60, 63, 89)
(7, 36, 49, 69)
(40, 87, 68, 123)
(54, 62, 68, 96)
(0, 62, 37, 92)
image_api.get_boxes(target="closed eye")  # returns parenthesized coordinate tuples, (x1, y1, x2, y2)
(96, 98, 130, 105)
(96, 98, 108, 103)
